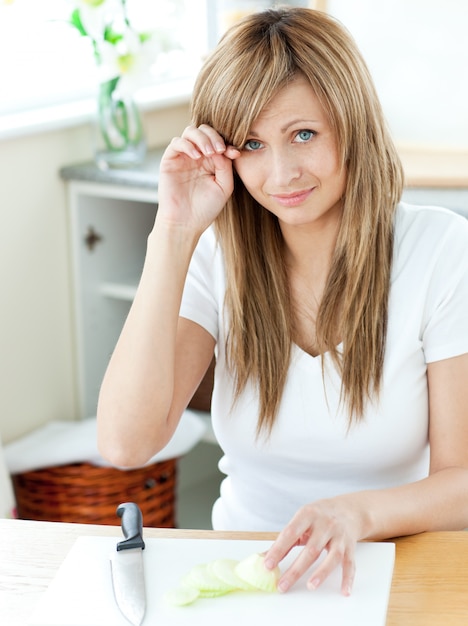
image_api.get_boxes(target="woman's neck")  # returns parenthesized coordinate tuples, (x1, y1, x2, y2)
(281, 211, 342, 357)
(281, 210, 342, 285)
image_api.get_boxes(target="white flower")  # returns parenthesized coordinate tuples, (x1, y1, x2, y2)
(69, 0, 158, 97)
(97, 25, 159, 95)
(74, 0, 124, 42)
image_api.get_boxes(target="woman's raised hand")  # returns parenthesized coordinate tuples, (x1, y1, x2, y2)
(157, 124, 240, 233)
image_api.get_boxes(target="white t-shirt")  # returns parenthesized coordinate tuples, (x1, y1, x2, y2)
(179, 203, 468, 531)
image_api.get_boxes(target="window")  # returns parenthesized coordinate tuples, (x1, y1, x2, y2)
(0, 0, 209, 116)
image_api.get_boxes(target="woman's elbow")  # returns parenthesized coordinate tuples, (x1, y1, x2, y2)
(97, 438, 151, 469)
(97, 418, 174, 469)
(96, 398, 176, 468)
(96, 423, 161, 469)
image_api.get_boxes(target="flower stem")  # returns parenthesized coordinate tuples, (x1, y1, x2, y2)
(98, 78, 143, 152)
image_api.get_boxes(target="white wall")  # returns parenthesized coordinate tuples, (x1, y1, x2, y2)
(327, 0, 468, 149)
(0, 104, 190, 444)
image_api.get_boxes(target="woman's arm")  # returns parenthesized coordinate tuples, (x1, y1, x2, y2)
(97, 225, 214, 468)
(264, 352, 468, 595)
(97, 126, 239, 468)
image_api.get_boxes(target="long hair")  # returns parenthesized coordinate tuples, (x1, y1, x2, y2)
(190, 7, 404, 435)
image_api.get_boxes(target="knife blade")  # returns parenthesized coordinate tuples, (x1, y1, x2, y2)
(110, 502, 146, 626)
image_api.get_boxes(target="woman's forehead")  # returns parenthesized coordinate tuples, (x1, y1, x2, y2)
(246, 79, 329, 134)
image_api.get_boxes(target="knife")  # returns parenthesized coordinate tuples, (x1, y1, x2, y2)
(110, 502, 147, 626)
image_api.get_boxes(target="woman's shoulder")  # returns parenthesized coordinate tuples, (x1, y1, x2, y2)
(396, 200, 466, 225)
(391, 202, 468, 287)
(394, 201, 468, 250)
(396, 200, 467, 228)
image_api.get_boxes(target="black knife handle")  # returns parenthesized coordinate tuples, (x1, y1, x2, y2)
(116, 502, 145, 551)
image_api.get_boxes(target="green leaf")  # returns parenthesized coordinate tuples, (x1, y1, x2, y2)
(139, 32, 153, 44)
(70, 9, 88, 37)
(104, 26, 124, 45)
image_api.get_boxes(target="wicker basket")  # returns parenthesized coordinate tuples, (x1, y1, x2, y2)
(12, 458, 177, 527)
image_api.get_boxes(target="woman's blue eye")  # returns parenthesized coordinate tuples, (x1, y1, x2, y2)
(295, 130, 314, 142)
(244, 139, 263, 151)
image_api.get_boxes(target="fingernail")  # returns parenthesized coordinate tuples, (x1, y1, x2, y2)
(215, 142, 225, 152)
(278, 579, 290, 593)
(263, 558, 274, 570)
(307, 578, 320, 590)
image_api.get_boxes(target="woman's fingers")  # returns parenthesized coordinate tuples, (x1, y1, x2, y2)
(264, 502, 358, 595)
(270, 515, 331, 592)
(176, 124, 238, 159)
(264, 505, 319, 570)
(305, 540, 356, 596)
(163, 126, 240, 168)
(188, 123, 227, 155)
(340, 547, 356, 596)
(163, 135, 204, 162)
(273, 535, 356, 595)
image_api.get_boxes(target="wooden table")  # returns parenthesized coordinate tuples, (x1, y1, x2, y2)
(1, 519, 467, 625)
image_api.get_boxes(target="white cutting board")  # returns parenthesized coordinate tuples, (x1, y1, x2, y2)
(30, 536, 395, 626)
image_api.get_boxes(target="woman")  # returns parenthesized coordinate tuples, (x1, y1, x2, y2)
(97, 8, 468, 595)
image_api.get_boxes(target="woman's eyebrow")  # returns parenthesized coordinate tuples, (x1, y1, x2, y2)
(280, 118, 320, 133)
(248, 119, 321, 137)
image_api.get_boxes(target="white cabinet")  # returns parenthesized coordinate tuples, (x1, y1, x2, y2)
(66, 180, 158, 418)
(61, 153, 165, 419)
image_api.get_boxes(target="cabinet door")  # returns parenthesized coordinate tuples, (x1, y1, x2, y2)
(69, 186, 157, 418)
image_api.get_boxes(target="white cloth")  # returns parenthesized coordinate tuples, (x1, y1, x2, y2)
(179, 203, 468, 531)
(4, 409, 207, 474)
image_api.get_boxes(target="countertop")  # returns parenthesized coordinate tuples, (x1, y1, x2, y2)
(60, 149, 164, 190)
(1, 520, 468, 626)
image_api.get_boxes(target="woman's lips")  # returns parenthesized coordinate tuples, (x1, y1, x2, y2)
(270, 188, 315, 207)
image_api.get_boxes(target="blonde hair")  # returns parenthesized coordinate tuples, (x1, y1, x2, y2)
(191, 7, 404, 434)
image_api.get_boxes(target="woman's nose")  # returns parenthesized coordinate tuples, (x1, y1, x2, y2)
(269, 149, 302, 187)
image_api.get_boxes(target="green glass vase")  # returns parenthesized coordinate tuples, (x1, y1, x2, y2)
(94, 77, 146, 168)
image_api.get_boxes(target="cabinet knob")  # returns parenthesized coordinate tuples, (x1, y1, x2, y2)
(84, 226, 103, 251)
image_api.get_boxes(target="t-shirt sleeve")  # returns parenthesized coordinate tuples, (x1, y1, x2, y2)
(179, 228, 219, 341)
(422, 213, 468, 362)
